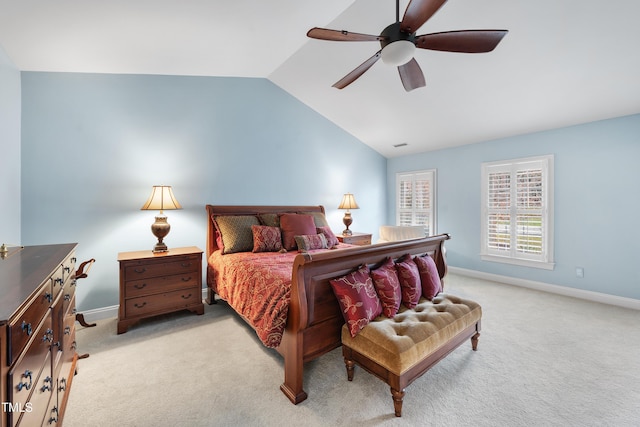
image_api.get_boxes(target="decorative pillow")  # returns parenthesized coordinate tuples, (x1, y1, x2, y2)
(317, 226, 340, 248)
(279, 213, 317, 251)
(295, 234, 328, 252)
(258, 213, 280, 228)
(214, 215, 260, 254)
(395, 254, 422, 309)
(299, 211, 330, 228)
(330, 265, 382, 337)
(371, 257, 402, 318)
(414, 254, 443, 300)
(251, 225, 283, 253)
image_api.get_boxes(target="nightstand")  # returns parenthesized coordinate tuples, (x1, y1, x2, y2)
(337, 232, 372, 246)
(117, 246, 204, 334)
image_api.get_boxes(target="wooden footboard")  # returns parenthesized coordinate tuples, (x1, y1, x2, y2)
(205, 205, 450, 404)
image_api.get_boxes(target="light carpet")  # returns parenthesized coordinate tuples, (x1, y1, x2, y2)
(64, 274, 640, 426)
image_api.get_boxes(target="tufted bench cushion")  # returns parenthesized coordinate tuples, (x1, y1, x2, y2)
(341, 294, 482, 416)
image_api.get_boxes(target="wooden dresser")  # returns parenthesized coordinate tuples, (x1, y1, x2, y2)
(117, 246, 204, 334)
(0, 244, 79, 427)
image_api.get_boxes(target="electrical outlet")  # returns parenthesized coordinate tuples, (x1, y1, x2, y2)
(575, 267, 584, 278)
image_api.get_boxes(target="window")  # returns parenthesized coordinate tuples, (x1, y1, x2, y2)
(396, 170, 436, 235)
(481, 155, 554, 269)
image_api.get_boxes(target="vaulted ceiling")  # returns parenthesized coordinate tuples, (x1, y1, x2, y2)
(1, 0, 639, 157)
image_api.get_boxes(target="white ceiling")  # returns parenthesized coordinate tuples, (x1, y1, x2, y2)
(2, 0, 639, 158)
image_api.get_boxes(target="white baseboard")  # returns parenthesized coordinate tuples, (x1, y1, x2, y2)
(448, 267, 640, 311)
(77, 288, 210, 324)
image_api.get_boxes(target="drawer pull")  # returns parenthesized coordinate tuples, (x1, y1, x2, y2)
(59, 378, 67, 392)
(134, 302, 147, 309)
(134, 283, 147, 290)
(72, 341, 77, 350)
(181, 293, 193, 300)
(42, 328, 54, 343)
(17, 370, 32, 391)
(181, 276, 192, 282)
(64, 294, 71, 301)
(48, 407, 59, 424)
(54, 277, 63, 286)
(21, 321, 33, 336)
(41, 376, 53, 392)
(64, 326, 71, 335)
(45, 292, 53, 303)
(134, 267, 147, 274)
(64, 266, 71, 273)
(181, 262, 192, 268)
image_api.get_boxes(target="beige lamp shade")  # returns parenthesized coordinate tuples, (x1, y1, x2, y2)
(141, 185, 182, 213)
(141, 186, 182, 253)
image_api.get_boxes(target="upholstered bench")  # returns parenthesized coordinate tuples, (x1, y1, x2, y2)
(341, 294, 482, 417)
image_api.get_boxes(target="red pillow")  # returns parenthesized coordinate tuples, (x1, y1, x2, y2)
(414, 254, 443, 300)
(317, 226, 339, 248)
(371, 257, 402, 318)
(251, 225, 282, 253)
(279, 214, 316, 251)
(395, 254, 422, 309)
(330, 265, 382, 337)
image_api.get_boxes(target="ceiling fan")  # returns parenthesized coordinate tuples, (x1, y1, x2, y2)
(307, 0, 508, 91)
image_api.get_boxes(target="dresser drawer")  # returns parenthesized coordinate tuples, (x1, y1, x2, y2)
(124, 287, 201, 317)
(8, 285, 53, 365)
(124, 255, 200, 281)
(9, 352, 53, 427)
(8, 314, 53, 410)
(124, 272, 200, 298)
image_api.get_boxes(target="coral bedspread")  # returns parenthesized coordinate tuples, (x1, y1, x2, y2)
(208, 246, 351, 348)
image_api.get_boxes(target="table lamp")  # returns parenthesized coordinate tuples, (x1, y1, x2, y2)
(338, 193, 359, 236)
(141, 185, 182, 253)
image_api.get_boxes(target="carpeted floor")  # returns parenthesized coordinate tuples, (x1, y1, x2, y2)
(63, 274, 640, 426)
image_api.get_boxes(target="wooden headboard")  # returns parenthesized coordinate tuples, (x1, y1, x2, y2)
(205, 205, 325, 258)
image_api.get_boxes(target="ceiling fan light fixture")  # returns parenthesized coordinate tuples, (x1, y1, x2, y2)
(381, 40, 416, 66)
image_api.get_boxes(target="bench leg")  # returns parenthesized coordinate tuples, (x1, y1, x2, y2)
(471, 332, 480, 351)
(345, 358, 355, 381)
(391, 387, 405, 417)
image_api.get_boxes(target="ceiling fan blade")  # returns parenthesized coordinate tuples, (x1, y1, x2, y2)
(307, 27, 384, 42)
(401, 0, 448, 33)
(332, 50, 382, 89)
(415, 30, 508, 53)
(398, 58, 426, 92)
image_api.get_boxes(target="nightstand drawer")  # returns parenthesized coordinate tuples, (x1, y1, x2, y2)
(125, 272, 200, 298)
(124, 287, 201, 317)
(124, 256, 200, 280)
(337, 232, 372, 246)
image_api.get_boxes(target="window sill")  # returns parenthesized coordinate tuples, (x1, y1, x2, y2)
(481, 254, 555, 270)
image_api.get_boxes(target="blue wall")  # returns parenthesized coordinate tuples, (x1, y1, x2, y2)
(20, 72, 387, 311)
(388, 114, 640, 300)
(0, 46, 21, 243)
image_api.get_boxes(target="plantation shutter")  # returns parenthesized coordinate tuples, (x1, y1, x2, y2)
(482, 156, 554, 269)
(396, 170, 435, 235)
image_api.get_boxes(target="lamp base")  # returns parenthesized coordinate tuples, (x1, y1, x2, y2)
(151, 214, 171, 253)
(342, 229, 353, 236)
(342, 212, 353, 236)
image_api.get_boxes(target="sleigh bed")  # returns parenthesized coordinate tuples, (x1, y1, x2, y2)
(205, 204, 450, 404)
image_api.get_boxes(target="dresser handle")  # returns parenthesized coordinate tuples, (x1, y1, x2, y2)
(42, 328, 54, 343)
(48, 406, 59, 424)
(54, 277, 63, 286)
(64, 266, 71, 273)
(71, 341, 77, 350)
(59, 378, 67, 392)
(181, 276, 192, 282)
(45, 292, 53, 303)
(181, 293, 193, 300)
(17, 370, 32, 391)
(134, 267, 146, 274)
(41, 376, 53, 392)
(134, 283, 147, 290)
(64, 326, 71, 335)
(134, 302, 147, 309)
(21, 321, 32, 336)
